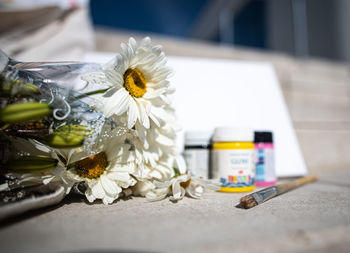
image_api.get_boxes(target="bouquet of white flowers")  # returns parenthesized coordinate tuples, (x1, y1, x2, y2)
(0, 37, 218, 213)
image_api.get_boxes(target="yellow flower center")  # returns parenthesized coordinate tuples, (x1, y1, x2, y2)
(123, 68, 147, 98)
(180, 179, 191, 189)
(75, 152, 108, 179)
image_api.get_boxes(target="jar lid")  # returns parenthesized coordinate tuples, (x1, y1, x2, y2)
(254, 131, 273, 143)
(184, 130, 212, 146)
(213, 127, 253, 142)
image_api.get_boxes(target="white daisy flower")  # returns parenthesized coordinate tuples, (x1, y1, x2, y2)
(152, 172, 221, 201)
(159, 173, 191, 201)
(185, 177, 221, 199)
(9, 130, 137, 205)
(66, 135, 137, 205)
(83, 37, 174, 129)
(132, 155, 189, 201)
(114, 128, 176, 182)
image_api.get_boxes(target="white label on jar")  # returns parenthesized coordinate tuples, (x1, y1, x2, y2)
(183, 149, 209, 179)
(212, 149, 255, 187)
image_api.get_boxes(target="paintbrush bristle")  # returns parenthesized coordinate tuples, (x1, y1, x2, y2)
(239, 195, 258, 209)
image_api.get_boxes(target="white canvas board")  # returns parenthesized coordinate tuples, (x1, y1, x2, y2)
(84, 52, 307, 177)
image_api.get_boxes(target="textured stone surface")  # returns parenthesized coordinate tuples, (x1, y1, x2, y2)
(1, 171, 350, 253)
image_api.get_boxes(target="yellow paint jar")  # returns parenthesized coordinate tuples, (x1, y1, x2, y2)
(212, 127, 255, 192)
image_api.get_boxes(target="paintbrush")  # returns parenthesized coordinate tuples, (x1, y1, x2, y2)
(239, 175, 318, 209)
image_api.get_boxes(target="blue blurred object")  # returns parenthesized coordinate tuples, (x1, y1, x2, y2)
(90, 0, 207, 37)
(234, 0, 266, 48)
(90, 0, 266, 49)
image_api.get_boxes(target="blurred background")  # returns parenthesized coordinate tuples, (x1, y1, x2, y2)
(90, 0, 350, 62)
(0, 0, 350, 173)
(1, 0, 349, 62)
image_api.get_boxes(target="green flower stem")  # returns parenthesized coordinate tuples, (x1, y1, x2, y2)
(76, 88, 109, 99)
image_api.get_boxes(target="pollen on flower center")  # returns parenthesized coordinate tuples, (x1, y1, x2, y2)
(180, 179, 191, 189)
(123, 68, 147, 98)
(75, 152, 108, 179)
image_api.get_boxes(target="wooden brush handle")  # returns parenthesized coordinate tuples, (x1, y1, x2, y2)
(276, 175, 318, 195)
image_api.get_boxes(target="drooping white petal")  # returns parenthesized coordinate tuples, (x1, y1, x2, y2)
(110, 163, 135, 173)
(148, 111, 160, 127)
(136, 100, 150, 129)
(132, 180, 156, 196)
(127, 97, 139, 129)
(143, 88, 166, 99)
(145, 189, 169, 202)
(171, 182, 185, 200)
(186, 183, 204, 199)
(155, 133, 174, 147)
(149, 106, 168, 125)
(176, 155, 187, 175)
(107, 171, 130, 182)
(149, 170, 163, 180)
(102, 194, 116, 205)
(101, 174, 119, 196)
(91, 181, 105, 199)
(85, 188, 96, 203)
(103, 88, 129, 117)
(104, 69, 123, 87)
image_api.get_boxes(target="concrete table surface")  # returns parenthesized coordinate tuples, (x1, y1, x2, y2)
(1, 170, 350, 253)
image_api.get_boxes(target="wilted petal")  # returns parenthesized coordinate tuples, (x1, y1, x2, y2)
(101, 174, 120, 196)
(91, 181, 105, 199)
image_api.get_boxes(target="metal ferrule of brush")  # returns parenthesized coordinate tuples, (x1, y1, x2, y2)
(251, 186, 278, 204)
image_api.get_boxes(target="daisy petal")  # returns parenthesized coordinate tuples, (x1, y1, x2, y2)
(176, 155, 187, 174)
(149, 170, 162, 180)
(149, 111, 160, 127)
(91, 181, 105, 199)
(145, 189, 168, 201)
(85, 188, 96, 203)
(172, 182, 185, 200)
(101, 174, 119, 196)
(129, 37, 137, 52)
(136, 100, 150, 129)
(149, 107, 167, 125)
(155, 133, 174, 146)
(141, 37, 152, 47)
(104, 69, 123, 87)
(103, 194, 116, 205)
(104, 88, 129, 117)
(187, 185, 204, 199)
(107, 171, 130, 182)
(127, 97, 139, 128)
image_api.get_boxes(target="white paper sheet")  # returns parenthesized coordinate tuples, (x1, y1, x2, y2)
(84, 52, 307, 177)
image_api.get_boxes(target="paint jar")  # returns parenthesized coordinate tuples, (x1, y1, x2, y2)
(212, 127, 255, 192)
(254, 131, 276, 186)
(183, 131, 212, 179)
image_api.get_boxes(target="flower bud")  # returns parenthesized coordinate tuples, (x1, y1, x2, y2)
(0, 102, 50, 124)
(7, 155, 58, 173)
(43, 125, 89, 149)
